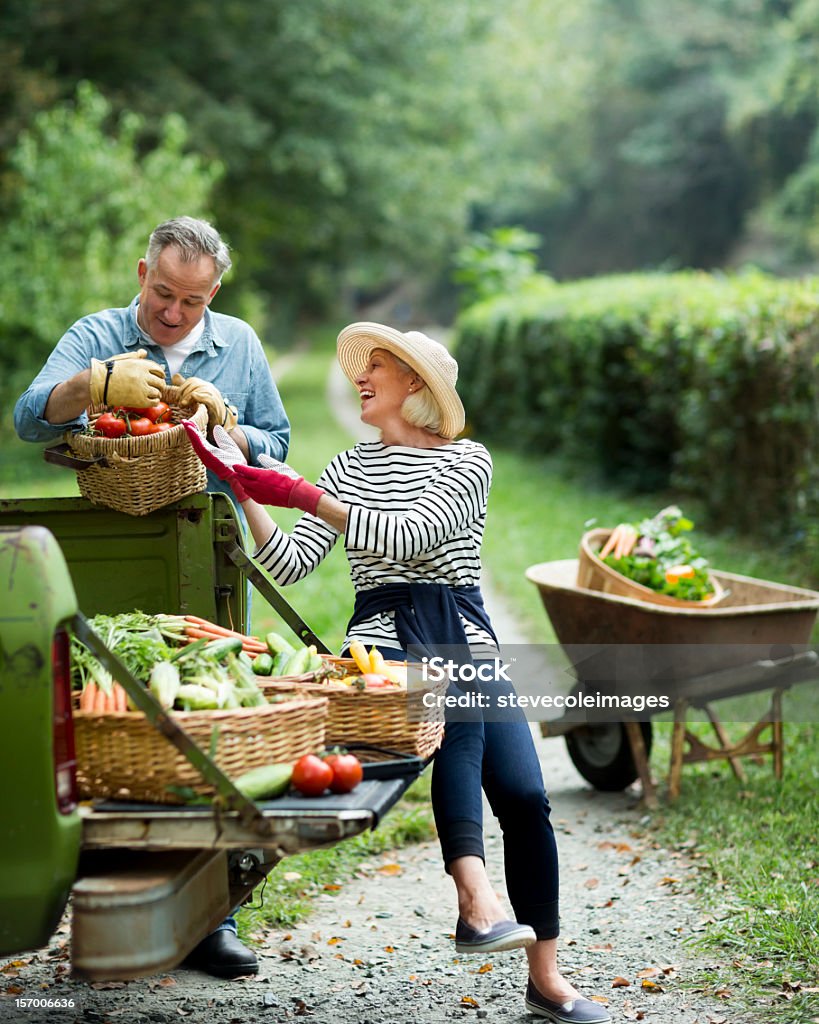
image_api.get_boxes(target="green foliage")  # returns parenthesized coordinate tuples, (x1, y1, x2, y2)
(452, 226, 543, 307)
(650, 722, 819, 1023)
(0, 81, 222, 407)
(1, 1, 505, 311)
(455, 271, 819, 570)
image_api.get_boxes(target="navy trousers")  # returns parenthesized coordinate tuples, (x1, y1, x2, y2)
(378, 647, 560, 940)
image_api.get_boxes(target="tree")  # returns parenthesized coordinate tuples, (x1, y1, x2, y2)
(0, 81, 222, 404)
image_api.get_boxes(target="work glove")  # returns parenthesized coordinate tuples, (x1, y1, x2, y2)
(181, 421, 249, 501)
(172, 373, 238, 432)
(233, 463, 325, 516)
(89, 349, 165, 408)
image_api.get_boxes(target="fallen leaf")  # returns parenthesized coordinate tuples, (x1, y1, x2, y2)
(612, 977, 631, 988)
(327, 937, 343, 946)
(641, 979, 664, 992)
(460, 995, 480, 1007)
(584, 878, 600, 889)
(636, 967, 661, 979)
(158, 976, 177, 987)
(323, 884, 342, 891)
(477, 963, 493, 974)
(589, 943, 613, 952)
(376, 863, 403, 876)
(384, 946, 395, 953)
(5, 985, 23, 995)
(659, 877, 680, 886)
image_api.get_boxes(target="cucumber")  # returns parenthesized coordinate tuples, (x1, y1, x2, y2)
(272, 651, 290, 675)
(265, 631, 296, 657)
(251, 652, 275, 676)
(233, 763, 293, 800)
(281, 646, 311, 676)
(175, 684, 220, 710)
(203, 637, 244, 661)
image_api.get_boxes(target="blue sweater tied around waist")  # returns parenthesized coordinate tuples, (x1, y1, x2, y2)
(347, 582, 497, 661)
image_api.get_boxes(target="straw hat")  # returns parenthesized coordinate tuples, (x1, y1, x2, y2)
(336, 321, 465, 439)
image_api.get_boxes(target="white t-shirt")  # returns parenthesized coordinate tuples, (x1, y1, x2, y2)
(133, 304, 205, 377)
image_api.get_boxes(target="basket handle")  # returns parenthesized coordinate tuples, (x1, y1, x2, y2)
(43, 442, 109, 471)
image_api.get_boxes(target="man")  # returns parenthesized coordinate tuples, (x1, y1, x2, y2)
(14, 216, 289, 979)
(15, 215, 289, 486)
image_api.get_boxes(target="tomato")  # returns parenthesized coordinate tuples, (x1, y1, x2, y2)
(127, 417, 155, 437)
(144, 401, 171, 423)
(95, 412, 126, 438)
(360, 673, 393, 688)
(291, 754, 334, 797)
(113, 402, 171, 423)
(151, 421, 174, 433)
(323, 752, 363, 794)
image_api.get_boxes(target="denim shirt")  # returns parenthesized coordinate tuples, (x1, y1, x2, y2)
(14, 298, 291, 494)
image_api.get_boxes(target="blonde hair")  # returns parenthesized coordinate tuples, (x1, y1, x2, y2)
(391, 353, 445, 435)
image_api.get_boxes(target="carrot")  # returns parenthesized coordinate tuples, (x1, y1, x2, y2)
(113, 682, 128, 712)
(184, 616, 251, 639)
(183, 625, 267, 652)
(80, 681, 98, 712)
(93, 684, 109, 713)
(599, 526, 621, 560)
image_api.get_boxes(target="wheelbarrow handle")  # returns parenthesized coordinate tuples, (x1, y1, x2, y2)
(43, 442, 109, 471)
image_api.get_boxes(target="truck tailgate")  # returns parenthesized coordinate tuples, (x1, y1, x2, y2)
(80, 775, 420, 852)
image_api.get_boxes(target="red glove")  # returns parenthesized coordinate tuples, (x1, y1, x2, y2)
(232, 464, 324, 515)
(181, 420, 248, 501)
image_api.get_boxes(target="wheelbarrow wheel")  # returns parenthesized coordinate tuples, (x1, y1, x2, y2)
(565, 720, 653, 791)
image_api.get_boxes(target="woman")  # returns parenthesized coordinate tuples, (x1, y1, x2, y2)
(183, 322, 610, 1024)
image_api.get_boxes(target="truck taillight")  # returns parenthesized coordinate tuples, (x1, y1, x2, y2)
(52, 628, 78, 814)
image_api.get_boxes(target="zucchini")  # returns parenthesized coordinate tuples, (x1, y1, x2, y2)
(233, 763, 293, 800)
(265, 631, 296, 657)
(252, 653, 275, 676)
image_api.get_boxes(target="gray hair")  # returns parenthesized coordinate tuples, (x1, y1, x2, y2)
(391, 353, 444, 436)
(145, 217, 232, 281)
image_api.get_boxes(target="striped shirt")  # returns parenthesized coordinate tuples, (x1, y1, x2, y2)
(253, 439, 495, 651)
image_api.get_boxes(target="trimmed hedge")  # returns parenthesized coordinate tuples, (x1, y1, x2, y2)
(454, 271, 819, 562)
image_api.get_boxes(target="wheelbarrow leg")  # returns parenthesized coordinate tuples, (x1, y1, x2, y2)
(624, 720, 657, 808)
(771, 688, 784, 780)
(668, 700, 687, 802)
(703, 704, 747, 783)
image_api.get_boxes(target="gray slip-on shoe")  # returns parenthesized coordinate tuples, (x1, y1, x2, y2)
(454, 916, 537, 953)
(525, 979, 611, 1023)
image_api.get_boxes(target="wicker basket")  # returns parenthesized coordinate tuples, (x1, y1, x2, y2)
(577, 528, 726, 608)
(260, 658, 446, 761)
(73, 696, 328, 804)
(65, 384, 208, 516)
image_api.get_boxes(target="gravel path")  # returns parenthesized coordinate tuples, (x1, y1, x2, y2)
(1, 740, 761, 1024)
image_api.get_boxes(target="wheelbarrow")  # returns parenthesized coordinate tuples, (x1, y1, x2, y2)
(525, 559, 819, 804)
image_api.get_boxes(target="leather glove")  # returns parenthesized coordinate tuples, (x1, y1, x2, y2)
(181, 421, 249, 501)
(233, 464, 325, 515)
(89, 349, 165, 408)
(172, 373, 238, 431)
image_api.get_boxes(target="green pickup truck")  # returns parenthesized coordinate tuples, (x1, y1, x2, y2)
(0, 495, 421, 980)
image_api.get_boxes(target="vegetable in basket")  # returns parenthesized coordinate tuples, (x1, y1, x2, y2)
(597, 505, 716, 601)
(71, 611, 271, 712)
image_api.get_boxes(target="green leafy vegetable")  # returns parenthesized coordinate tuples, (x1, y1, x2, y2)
(600, 505, 715, 601)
